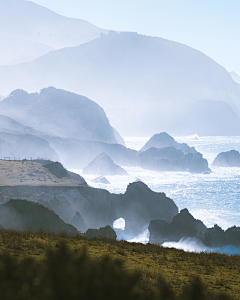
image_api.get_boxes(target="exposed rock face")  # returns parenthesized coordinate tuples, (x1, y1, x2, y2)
(203, 225, 240, 247)
(71, 211, 86, 232)
(82, 153, 128, 176)
(141, 132, 196, 153)
(92, 176, 110, 184)
(225, 226, 240, 246)
(113, 181, 178, 234)
(148, 219, 169, 244)
(212, 150, 240, 167)
(84, 225, 117, 240)
(0, 88, 119, 144)
(43, 162, 69, 179)
(149, 208, 207, 244)
(0, 181, 178, 236)
(0, 199, 78, 235)
(138, 147, 211, 173)
(203, 225, 226, 247)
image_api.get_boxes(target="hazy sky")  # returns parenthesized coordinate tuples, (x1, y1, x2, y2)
(30, 0, 240, 74)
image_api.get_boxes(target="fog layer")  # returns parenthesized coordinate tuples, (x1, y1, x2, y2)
(0, 31, 239, 136)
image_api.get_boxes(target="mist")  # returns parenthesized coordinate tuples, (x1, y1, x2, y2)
(0, 0, 240, 265)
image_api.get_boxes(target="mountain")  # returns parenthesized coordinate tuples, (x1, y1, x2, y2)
(0, 32, 239, 136)
(0, 0, 107, 65)
(229, 72, 240, 84)
(0, 87, 119, 144)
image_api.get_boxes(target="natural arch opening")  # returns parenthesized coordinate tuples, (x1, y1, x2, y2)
(113, 217, 125, 231)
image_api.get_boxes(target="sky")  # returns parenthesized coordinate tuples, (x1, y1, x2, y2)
(30, 0, 240, 74)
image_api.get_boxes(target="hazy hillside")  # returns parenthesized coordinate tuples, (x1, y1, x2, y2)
(0, 87, 118, 143)
(0, 32, 239, 136)
(0, 132, 59, 161)
(0, 114, 45, 135)
(230, 72, 240, 84)
(0, 0, 107, 65)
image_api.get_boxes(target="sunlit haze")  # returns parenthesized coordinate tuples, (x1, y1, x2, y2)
(30, 0, 240, 74)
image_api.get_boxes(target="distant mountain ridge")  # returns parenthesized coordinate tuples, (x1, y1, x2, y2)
(0, 32, 239, 136)
(0, 0, 107, 65)
(230, 72, 240, 84)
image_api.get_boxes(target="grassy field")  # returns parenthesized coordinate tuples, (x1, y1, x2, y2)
(0, 229, 239, 299)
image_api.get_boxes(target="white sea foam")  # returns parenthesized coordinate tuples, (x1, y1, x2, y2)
(71, 136, 240, 252)
(163, 237, 240, 256)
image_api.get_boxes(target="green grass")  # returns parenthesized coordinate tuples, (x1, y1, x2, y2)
(0, 229, 239, 299)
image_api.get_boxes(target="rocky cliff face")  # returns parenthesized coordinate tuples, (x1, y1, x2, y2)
(82, 153, 128, 176)
(112, 182, 178, 234)
(0, 87, 119, 144)
(141, 132, 196, 153)
(212, 150, 240, 167)
(138, 147, 211, 173)
(0, 182, 178, 235)
(149, 208, 207, 244)
(203, 225, 240, 247)
(84, 225, 117, 240)
(0, 199, 78, 235)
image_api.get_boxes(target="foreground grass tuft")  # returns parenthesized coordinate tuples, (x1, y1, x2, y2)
(0, 229, 238, 299)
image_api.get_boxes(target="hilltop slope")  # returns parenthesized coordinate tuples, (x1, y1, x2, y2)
(0, 199, 78, 234)
(0, 0, 107, 65)
(0, 32, 239, 135)
(0, 87, 118, 143)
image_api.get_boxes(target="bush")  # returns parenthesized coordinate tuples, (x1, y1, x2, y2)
(0, 244, 233, 300)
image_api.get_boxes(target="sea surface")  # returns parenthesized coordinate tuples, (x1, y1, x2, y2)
(71, 135, 240, 254)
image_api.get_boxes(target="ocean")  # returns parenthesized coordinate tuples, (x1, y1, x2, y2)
(71, 135, 240, 255)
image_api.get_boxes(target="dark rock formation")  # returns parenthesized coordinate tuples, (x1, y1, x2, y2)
(148, 219, 169, 244)
(149, 208, 207, 244)
(43, 162, 69, 179)
(82, 153, 128, 176)
(71, 211, 86, 232)
(0, 199, 78, 235)
(92, 176, 110, 184)
(0, 181, 178, 236)
(141, 132, 196, 153)
(138, 147, 211, 173)
(203, 224, 225, 247)
(84, 225, 117, 240)
(113, 181, 178, 234)
(212, 150, 240, 167)
(203, 225, 240, 247)
(225, 226, 240, 246)
(0, 87, 119, 144)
